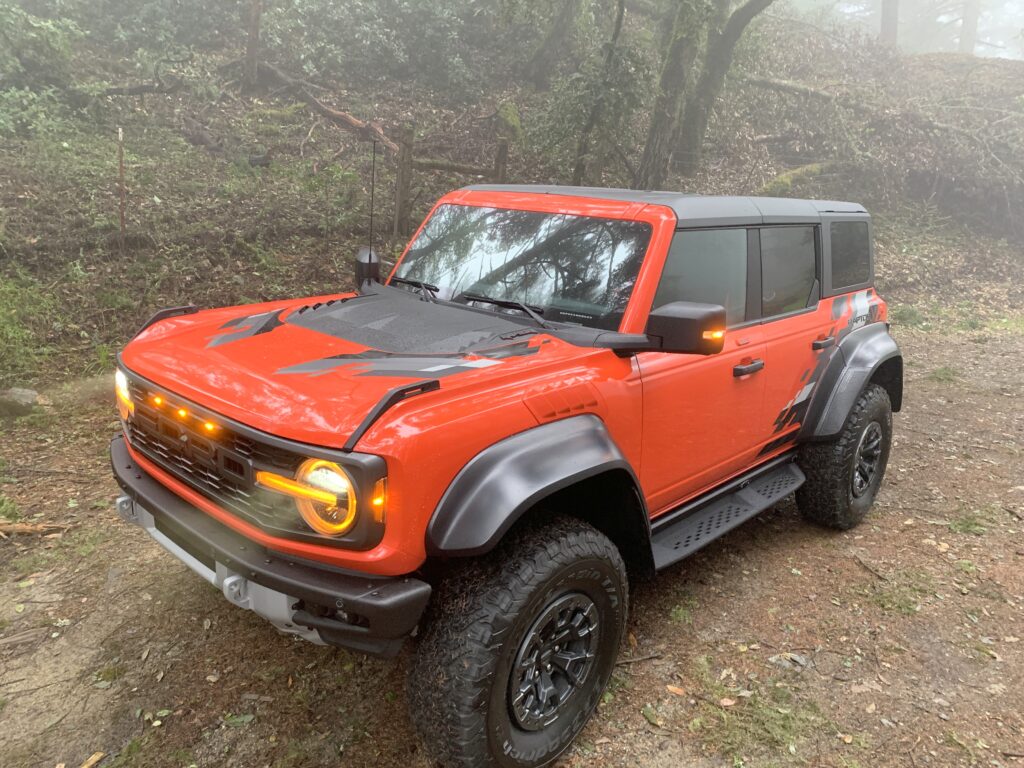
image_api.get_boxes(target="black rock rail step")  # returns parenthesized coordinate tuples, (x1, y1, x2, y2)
(651, 454, 805, 571)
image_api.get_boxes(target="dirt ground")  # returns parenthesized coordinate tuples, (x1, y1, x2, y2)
(1, 324, 1022, 768)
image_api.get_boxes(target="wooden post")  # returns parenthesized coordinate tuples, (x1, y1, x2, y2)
(493, 138, 509, 183)
(117, 126, 126, 255)
(394, 123, 414, 236)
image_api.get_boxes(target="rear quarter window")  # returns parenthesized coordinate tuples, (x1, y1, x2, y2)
(830, 221, 871, 290)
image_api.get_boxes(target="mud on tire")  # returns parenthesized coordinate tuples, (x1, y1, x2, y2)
(408, 517, 628, 768)
(797, 383, 893, 530)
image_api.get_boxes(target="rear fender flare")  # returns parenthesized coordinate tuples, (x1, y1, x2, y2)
(800, 322, 903, 441)
(426, 415, 647, 556)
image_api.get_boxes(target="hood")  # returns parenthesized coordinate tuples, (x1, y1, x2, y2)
(120, 285, 561, 449)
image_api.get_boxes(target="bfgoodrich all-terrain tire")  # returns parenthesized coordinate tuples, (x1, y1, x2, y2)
(408, 517, 628, 768)
(797, 383, 893, 530)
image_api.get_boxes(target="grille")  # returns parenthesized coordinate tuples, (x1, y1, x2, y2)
(124, 380, 307, 536)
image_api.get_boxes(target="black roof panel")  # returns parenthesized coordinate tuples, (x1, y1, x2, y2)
(463, 184, 867, 227)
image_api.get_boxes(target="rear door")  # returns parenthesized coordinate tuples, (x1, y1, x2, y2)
(637, 227, 767, 514)
(756, 225, 837, 453)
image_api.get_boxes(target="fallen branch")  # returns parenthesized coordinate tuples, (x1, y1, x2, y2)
(616, 653, 661, 665)
(258, 62, 398, 153)
(852, 553, 890, 581)
(104, 55, 190, 97)
(742, 75, 1024, 186)
(104, 81, 181, 97)
(0, 521, 69, 536)
(411, 157, 493, 176)
(0, 627, 48, 647)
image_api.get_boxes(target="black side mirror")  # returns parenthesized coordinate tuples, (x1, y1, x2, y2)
(646, 301, 727, 355)
(355, 246, 380, 290)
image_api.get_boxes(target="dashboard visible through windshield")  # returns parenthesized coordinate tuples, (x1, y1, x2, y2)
(393, 204, 652, 331)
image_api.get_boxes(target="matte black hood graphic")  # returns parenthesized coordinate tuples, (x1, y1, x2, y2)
(276, 342, 540, 378)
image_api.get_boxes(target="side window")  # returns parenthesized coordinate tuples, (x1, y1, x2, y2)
(652, 229, 747, 326)
(760, 226, 816, 317)
(830, 221, 870, 290)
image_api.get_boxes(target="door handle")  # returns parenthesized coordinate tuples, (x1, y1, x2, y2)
(812, 335, 835, 350)
(733, 359, 765, 377)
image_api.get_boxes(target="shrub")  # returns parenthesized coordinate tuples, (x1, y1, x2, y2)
(0, 2, 81, 89)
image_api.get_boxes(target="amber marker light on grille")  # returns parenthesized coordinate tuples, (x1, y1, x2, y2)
(203, 421, 217, 432)
(702, 329, 725, 341)
(177, 408, 188, 419)
(152, 395, 163, 406)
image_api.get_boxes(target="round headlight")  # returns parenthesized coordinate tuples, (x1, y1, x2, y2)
(294, 459, 357, 536)
(115, 369, 134, 416)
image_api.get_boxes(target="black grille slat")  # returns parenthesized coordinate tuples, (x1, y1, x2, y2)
(124, 382, 308, 535)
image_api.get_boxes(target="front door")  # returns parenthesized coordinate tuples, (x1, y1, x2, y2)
(638, 227, 767, 515)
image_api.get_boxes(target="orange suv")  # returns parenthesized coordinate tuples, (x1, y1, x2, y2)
(111, 185, 902, 768)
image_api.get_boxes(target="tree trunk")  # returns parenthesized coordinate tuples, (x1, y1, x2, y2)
(676, 0, 776, 178)
(525, 0, 582, 90)
(572, 0, 627, 185)
(634, 8, 699, 189)
(880, 0, 899, 47)
(959, 0, 980, 54)
(243, 0, 262, 92)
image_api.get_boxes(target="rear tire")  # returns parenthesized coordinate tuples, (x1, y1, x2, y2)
(408, 517, 628, 768)
(797, 383, 892, 530)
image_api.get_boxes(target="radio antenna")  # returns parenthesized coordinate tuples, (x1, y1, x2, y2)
(368, 140, 377, 255)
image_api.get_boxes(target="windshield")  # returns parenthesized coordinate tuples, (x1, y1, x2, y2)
(393, 204, 652, 330)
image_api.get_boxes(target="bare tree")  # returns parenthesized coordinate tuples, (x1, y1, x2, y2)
(881, 0, 899, 46)
(675, 0, 776, 178)
(243, 0, 262, 92)
(525, 0, 582, 89)
(634, 5, 700, 189)
(572, 0, 627, 185)
(959, 0, 981, 53)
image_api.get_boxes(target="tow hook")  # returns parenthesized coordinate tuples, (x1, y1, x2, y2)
(116, 495, 138, 525)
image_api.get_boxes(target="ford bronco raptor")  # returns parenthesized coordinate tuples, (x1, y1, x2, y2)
(111, 185, 902, 767)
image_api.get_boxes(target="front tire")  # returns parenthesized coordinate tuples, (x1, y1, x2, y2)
(409, 517, 628, 768)
(797, 383, 893, 529)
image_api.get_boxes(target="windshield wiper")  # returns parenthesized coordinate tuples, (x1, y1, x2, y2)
(460, 292, 552, 329)
(389, 275, 439, 301)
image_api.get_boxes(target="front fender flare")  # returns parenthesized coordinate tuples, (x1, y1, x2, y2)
(800, 322, 903, 441)
(426, 415, 643, 556)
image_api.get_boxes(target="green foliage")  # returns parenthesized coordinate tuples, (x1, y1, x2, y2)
(948, 511, 991, 536)
(689, 656, 826, 763)
(263, 0, 488, 92)
(20, 0, 241, 54)
(926, 365, 958, 383)
(0, 87, 66, 137)
(530, 37, 655, 184)
(0, 271, 52, 386)
(0, 2, 81, 89)
(0, 494, 19, 522)
(859, 569, 934, 615)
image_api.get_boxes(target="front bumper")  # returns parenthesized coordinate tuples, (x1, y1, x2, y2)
(110, 435, 430, 657)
